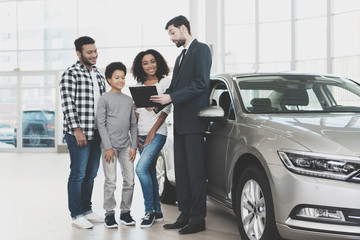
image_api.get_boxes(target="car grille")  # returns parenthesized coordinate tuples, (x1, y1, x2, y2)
(350, 171, 360, 183)
(344, 209, 360, 225)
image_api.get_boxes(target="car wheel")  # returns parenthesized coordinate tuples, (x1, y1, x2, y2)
(156, 153, 177, 204)
(235, 165, 281, 240)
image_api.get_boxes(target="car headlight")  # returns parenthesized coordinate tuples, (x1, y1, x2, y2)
(278, 149, 360, 181)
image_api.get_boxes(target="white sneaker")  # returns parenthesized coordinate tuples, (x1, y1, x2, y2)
(72, 216, 94, 229)
(84, 212, 104, 223)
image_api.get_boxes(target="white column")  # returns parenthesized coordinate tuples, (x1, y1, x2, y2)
(205, 0, 222, 73)
(327, 0, 333, 74)
(189, 0, 205, 41)
(291, 0, 296, 71)
(255, 0, 259, 72)
(189, 0, 223, 74)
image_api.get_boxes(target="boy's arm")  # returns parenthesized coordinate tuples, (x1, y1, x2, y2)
(129, 103, 138, 150)
(96, 97, 113, 150)
(128, 148, 136, 162)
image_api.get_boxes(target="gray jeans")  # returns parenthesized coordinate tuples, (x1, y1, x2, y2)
(102, 147, 134, 215)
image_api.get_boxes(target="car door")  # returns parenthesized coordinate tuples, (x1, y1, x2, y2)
(205, 79, 235, 202)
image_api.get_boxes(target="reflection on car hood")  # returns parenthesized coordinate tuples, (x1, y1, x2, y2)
(247, 113, 360, 156)
(0, 128, 14, 135)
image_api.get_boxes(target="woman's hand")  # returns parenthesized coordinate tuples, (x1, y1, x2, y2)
(129, 148, 136, 162)
(137, 137, 145, 151)
(145, 130, 155, 146)
(105, 148, 117, 163)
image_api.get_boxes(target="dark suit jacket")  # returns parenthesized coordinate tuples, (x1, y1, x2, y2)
(166, 39, 212, 135)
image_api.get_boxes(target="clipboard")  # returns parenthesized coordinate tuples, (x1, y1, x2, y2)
(129, 85, 161, 108)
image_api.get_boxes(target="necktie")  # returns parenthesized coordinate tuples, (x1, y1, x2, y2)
(179, 49, 186, 67)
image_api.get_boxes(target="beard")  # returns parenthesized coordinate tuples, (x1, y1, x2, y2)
(80, 54, 95, 67)
(176, 38, 186, 48)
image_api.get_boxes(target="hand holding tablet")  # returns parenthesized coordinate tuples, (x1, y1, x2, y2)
(129, 85, 161, 108)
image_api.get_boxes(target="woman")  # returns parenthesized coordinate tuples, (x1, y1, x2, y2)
(131, 49, 171, 228)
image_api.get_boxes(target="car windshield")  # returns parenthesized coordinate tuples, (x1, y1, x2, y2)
(43, 111, 55, 121)
(235, 74, 360, 113)
(23, 110, 54, 121)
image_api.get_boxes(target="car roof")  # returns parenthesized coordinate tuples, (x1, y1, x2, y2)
(23, 110, 54, 113)
(211, 71, 344, 80)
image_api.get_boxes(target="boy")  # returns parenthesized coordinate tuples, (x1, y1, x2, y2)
(97, 62, 138, 228)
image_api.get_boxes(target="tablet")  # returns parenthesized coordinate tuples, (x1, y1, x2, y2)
(129, 85, 161, 108)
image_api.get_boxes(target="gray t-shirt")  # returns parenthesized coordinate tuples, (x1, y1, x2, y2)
(97, 92, 137, 150)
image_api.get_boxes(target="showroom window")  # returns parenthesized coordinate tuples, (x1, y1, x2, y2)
(223, 0, 360, 83)
(0, 0, 189, 152)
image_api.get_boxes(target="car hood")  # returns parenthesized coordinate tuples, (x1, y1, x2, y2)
(0, 128, 14, 135)
(246, 113, 360, 156)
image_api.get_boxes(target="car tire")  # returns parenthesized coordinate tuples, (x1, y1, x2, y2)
(156, 153, 177, 204)
(235, 165, 282, 240)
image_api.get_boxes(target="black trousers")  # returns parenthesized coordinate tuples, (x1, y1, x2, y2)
(174, 131, 206, 224)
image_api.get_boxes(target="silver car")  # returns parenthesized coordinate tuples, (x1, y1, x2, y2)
(157, 111, 177, 204)
(158, 72, 360, 240)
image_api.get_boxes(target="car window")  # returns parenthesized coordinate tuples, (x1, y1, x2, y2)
(23, 111, 42, 121)
(240, 89, 273, 110)
(43, 111, 55, 121)
(23, 112, 33, 121)
(23, 111, 55, 121)
(283, 89, 323, 111)
(327, 85, 360, 107)
(210, 81, 236, 120)
(235, 75, 360, 113)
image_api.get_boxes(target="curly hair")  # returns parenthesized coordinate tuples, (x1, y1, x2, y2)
(131, 49, 170, 84)
(104, 61, 127, 85)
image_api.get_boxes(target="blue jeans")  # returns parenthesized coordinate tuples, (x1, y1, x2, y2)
(136, 134, 167, 213)
(65, 130, 101, 218)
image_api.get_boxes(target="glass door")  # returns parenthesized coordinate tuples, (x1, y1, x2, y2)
(0, 74, 17, 151)
(0, 71, 59, 152)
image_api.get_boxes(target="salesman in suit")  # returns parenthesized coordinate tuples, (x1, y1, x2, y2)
(150, 15, 212, 234)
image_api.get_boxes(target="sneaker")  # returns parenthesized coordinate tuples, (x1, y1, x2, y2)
(72, 216, 93, 229)
(154, 212, 164, 222)
(120, 212, 136, 226)
(84, 212, 104, 223)
(140, 212, 155, 228)
(104, 213, 118, 229)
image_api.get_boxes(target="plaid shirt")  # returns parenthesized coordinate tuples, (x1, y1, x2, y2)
(60, 61, 106, 140)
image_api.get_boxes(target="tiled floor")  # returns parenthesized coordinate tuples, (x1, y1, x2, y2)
(0, 152, 240, 240)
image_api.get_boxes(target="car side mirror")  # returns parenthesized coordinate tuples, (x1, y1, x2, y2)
(197, 106, 228, 126)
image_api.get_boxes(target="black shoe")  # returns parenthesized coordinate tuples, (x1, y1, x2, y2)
(120, 212, 136, 226)
(154, 212, 164, 222)
(163, 219, 189, 229)
(179, 222, 206, 234)
(140, 212, 155, 228)
(104, 213, 118, 229)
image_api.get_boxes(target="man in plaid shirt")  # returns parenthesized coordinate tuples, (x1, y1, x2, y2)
(60, 36, 106, 229)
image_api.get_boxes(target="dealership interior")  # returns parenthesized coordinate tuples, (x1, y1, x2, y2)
(1, 0, 360, 239)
